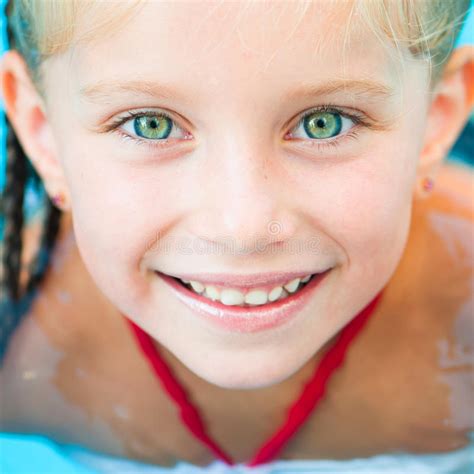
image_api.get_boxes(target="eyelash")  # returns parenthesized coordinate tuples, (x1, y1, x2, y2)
(288, 105, 368, 151)
(105, 105, 370, 153)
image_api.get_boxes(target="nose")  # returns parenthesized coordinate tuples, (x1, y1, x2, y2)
(191, 138, 297, 254)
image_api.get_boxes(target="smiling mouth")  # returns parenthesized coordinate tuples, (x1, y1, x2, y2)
(155, 267, 332, 312)
(171, 274, 318, 308)
(155, 269, 331, 333)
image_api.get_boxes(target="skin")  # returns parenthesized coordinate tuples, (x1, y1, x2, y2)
(0, 0, 473, 466)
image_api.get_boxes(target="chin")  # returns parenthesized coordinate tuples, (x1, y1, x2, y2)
(182, 349, 303, 391)
(202, 372, 288, 391)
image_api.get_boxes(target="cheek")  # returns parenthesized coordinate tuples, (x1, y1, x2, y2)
(300, 139, 418, 280)
(58, 140, 184, 308)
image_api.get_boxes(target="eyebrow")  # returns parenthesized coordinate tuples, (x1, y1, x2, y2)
(79, 78, 395, 104)
(80, 79, 184, 104)
(285, 79, 395, 101)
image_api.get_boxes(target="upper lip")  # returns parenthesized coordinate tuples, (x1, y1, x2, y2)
(158, 269, 331, 289)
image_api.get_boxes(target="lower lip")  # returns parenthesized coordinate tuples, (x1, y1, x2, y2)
(156, 270, 330, 333)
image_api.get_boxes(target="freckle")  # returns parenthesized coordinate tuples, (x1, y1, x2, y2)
(22, 370, 37, 380)
(113, 404, 129, 420)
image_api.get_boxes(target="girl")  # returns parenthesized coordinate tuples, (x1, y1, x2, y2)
(0, 0, 473, 472)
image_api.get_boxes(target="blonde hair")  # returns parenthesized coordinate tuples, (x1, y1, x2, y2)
(7, 0, 143, 88)
(355, 0, 472, 87)
(6, 0, 472, 92)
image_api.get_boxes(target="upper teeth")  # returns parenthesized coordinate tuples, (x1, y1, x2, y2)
(183, 274, 313, 307)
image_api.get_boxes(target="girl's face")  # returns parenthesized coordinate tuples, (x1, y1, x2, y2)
(40, 1, 429, 388)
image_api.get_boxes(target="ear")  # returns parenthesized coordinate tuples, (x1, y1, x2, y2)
(0, 49, 71, 211)
(416, 45, 474, 197)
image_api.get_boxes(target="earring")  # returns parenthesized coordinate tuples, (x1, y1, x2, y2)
(51, 192, 66, 209)
(422, 176, 435, 192)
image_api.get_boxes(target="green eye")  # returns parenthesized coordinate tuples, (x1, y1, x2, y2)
(303, 111, 342, 139)
(134, 115, 173, 139)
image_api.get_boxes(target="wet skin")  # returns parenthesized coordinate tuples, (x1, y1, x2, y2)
(0, 161, 472, 467)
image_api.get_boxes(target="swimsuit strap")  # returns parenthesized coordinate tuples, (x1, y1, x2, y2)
(126, 289, 384, 467)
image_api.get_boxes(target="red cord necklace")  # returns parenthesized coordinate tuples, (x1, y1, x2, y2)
(126, 289, 383, 467)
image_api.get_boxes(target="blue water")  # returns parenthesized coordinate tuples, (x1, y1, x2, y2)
(1, 431, 473, 474)
(1, 1, 473, 473)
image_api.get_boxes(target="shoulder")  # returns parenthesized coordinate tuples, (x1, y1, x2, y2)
(0, 210, 75, 428)
(0, 207, 67, 371)
(378, 161, 474, 443)
(422, 161, 474, 432)
(0, 210, 43, 425)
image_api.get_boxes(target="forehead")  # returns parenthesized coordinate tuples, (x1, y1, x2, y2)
(54, 0, 408, 104)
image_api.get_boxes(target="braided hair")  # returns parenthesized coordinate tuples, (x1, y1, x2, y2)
(0, 1, 62, 365)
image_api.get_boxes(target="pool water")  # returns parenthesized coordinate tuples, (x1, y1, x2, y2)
(1, 430, 473, 473)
